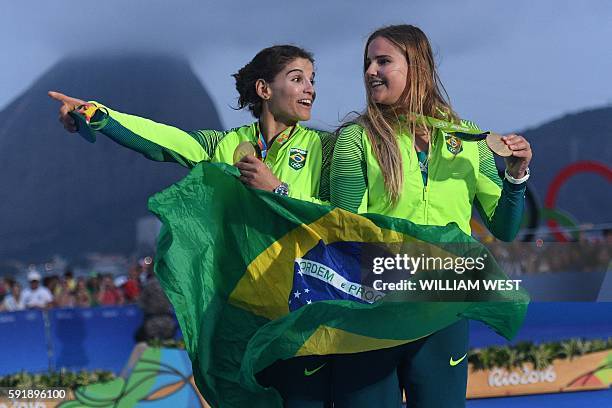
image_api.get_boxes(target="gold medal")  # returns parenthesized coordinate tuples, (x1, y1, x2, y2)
(233, 141, 259, 164)
(486, 133, 512, 157)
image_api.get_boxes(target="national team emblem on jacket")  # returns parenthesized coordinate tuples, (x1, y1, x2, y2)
(288, 148, 308, 170)
(445, 134, 463, 155)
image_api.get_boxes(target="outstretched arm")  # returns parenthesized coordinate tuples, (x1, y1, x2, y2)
(49, 91, 225, 169)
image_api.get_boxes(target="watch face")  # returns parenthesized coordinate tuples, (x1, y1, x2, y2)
(274, 183, 289, 196)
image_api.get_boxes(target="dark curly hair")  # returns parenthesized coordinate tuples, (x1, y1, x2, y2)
(233, 45, 314, 118)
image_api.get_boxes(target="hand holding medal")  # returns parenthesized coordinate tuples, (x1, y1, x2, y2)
(234, 142, 282, 191)
(500, 133, 532, 179)
(456, 131, 531, 180)
(484, 132, 512, 157)
(232, 141, 261, 164)
(411, 114, 532, 180)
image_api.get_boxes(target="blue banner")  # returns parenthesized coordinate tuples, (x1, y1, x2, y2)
(470, 302, 612, 348)
(0, 310, 48, 375)
(48, 305, 142, 373)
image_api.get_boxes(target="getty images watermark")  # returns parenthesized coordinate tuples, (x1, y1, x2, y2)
(371, 254, 522, 292)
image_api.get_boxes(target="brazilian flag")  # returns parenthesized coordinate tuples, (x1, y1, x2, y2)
(148, 163, 529, 407)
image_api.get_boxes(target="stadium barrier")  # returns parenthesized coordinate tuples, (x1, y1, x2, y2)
(0, 305, 143, 376)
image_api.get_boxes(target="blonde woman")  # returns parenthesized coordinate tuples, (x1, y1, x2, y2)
(330, 25, 531, 407)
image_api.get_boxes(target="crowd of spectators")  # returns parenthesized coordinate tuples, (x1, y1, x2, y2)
(485, 229, 611, 276)
(0, 258, 153, 312)
(1, 229, 610, 312)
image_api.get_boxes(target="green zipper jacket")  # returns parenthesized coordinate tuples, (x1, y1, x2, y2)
(82, 102, 335, 204)
(330, 122, 526, 241)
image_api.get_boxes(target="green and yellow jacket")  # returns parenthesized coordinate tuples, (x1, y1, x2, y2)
(82, 102, 335, 203)
(330, 122, 526, 241)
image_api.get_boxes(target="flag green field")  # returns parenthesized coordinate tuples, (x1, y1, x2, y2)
(148, 162, 529, 407)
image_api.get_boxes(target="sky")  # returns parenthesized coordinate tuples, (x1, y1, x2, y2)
(1, 0, 611, 133)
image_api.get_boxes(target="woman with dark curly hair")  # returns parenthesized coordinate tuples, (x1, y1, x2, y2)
(50, 45, 334, 204)
(50, 45, 335, 407)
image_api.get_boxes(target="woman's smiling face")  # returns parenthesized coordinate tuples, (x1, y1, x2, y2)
(365, 36, 408, 106)
(265, 57, 316, 123)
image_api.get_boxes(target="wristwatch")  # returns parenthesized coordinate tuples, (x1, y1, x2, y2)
(273, 182, 289, 196)
(505, 167, 530, 184)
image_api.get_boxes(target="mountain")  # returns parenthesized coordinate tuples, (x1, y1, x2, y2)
(0, 54, 223, 261)
(1, 54, 610, 262)
(519, 106, 612, 226)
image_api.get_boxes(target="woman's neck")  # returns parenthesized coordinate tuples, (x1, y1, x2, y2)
(259, 110, 295, 144)
(414, 131, 430, 152)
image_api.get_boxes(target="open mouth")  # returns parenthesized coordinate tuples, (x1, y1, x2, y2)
(298, 99, 313, 107)
(369, 79, 385, 89)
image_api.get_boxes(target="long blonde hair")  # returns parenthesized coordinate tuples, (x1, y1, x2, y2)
(358, 25, 458, 203)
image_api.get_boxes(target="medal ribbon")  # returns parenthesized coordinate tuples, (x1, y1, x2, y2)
(401, 114, 492, 141)
(256, 132, 269, 160)
(255, 123, 296, 166)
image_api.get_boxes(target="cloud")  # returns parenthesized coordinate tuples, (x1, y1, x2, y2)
(2, 0, 611, 131)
